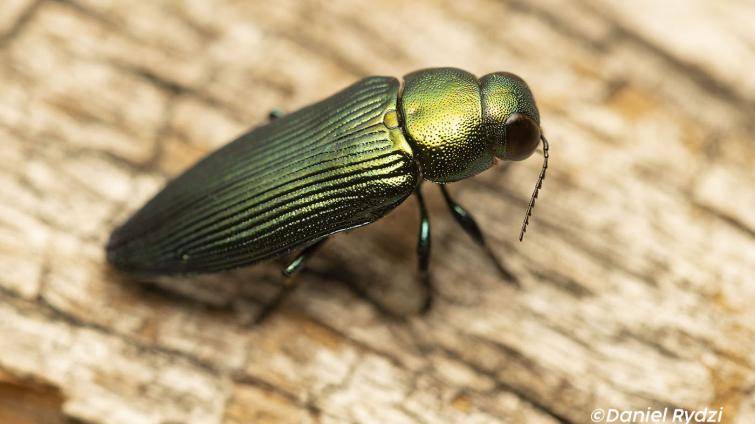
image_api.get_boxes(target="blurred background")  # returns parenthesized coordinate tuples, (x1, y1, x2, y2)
(1, 0, 753, 423)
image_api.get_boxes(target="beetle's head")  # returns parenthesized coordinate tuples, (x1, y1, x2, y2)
(479, 72, 541, 162)
(478, 72, 549, 240)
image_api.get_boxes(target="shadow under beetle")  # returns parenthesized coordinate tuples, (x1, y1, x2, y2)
(107, 67, 550, 321)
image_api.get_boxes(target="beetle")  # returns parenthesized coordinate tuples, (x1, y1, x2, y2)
(107, 67, 549, 321)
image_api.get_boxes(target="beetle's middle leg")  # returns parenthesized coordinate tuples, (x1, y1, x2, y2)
(439, 185, 519, 286)
(415, 186, 434, 313)
(254, 237, 328, 324)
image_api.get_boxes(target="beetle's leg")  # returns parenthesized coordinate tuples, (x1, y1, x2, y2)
(254, 237, 328, 324)
(268, 109, 284, 120)
(415, 187, 433, 313)
(439, 185, 519, 286)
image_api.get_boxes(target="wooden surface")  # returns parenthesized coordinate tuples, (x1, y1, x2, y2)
(1, 0, 754, 423)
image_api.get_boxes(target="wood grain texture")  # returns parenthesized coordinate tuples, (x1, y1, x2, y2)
(0, 0, 753, 423)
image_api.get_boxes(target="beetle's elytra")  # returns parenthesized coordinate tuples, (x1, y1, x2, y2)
(107, 67, 549, 315)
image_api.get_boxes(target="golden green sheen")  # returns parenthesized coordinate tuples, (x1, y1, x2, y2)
(400, 68, 493, 183)
(107, 68, 544, 277)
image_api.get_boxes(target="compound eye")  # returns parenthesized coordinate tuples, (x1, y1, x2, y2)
(503, 113, 541, 161)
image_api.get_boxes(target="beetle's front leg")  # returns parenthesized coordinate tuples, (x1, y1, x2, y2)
(254, 237, 328, 324)
(439, 185, 519, 286)
(415, 186, 433, 313)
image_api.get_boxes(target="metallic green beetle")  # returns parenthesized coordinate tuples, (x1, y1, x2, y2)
(107, 67, 549, 318)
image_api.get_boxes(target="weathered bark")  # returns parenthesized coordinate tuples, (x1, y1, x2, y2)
(1, 0, 754, 423)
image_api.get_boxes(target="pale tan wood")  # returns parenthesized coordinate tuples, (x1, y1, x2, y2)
(1, 0, 754, 423)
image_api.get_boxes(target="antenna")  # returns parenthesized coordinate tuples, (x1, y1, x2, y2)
(518, 134, 549, 241)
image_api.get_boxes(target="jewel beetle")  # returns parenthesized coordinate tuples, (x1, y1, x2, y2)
(107, 67, 549, 318)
